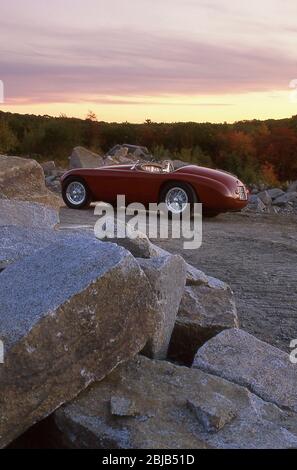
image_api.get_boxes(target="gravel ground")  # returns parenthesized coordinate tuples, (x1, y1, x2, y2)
(59, 207, 297, 353)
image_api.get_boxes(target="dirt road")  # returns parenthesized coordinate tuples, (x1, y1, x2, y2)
(59, 208, 297, 353)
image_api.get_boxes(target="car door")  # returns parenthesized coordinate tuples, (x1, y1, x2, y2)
(94, 166, 165, 205)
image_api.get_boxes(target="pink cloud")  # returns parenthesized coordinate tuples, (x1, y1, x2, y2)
(1, 15, 296, 104)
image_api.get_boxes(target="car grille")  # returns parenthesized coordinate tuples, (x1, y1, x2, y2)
(238, 186, 248, 200)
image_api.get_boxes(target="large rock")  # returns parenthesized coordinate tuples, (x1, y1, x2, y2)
(0, 238, 157, 447)
(41, 161, 56, 177)
(257, 190, 272, 206)
(69, 147, 104, 169)
(246, 196, 266, 212)
(0, 225, 94, 270)
(287, 181, 297, 193)
(106, 144, 151, 161)
(0, 155, 61, 209)
(267, 188, 285, 200)
(168, 266, 238, 364)
(45, 176, 62, 194)
(138, 255, 186, 359)
(273, 192, 297, 206)
(248, 194, 259, 204)
(185, 263, 229, 290)
(0, 200, 59, 229)
(109, 146, 139, 164)
(185, 263, 210, 286)
(193, 328, 297, 413)
(53, 356, 297, 449)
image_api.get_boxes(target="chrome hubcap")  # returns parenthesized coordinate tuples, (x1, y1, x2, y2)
(165, 187, 188, 214)
(66, 181, 86, 205)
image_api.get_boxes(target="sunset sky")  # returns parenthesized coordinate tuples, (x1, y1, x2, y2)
(1, 0, 297, 123)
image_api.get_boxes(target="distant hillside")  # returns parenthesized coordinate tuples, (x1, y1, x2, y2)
(1, 110, 297, 184)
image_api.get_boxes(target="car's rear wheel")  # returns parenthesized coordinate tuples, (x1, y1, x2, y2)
(62, 178, 91, 209)
(160, 182, 197, 216)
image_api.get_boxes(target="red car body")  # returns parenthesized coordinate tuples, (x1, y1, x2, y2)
(61, 163, 248, 215)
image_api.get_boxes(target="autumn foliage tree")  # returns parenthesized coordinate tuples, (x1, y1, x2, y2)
(0, 119, 17, 154)
(0, 110, 297, 184)
(256, 127, 297, 180)
(216, 130, 259, 182)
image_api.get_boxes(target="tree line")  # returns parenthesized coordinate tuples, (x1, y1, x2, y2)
(1, 110, 297, 185)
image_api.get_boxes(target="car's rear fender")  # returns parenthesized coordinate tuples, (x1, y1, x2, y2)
(164, 174, 238, 211)
(188, 175, 247, 211)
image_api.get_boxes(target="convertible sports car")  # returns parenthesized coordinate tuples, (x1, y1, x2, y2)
(61, 160, 248, 216)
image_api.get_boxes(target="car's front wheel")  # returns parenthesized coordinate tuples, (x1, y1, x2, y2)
(160, 182, 197, 216)
(62, 178, 91, 209)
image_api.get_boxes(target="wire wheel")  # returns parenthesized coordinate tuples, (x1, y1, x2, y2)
(165, 187, 189, 214)
(66, 181, 87, 206)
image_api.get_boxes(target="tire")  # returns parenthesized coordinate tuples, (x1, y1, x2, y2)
(159, 182, 198, 217)
(62, 177, 91, 209)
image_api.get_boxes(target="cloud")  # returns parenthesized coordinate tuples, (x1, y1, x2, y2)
(0, 24, 296, 105)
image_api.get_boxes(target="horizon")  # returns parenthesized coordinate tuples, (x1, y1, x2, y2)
(1, 0, 297, 123)
(2, 108, 297, 125)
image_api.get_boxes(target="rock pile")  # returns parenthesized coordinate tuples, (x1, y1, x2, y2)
(0, 155, 61, 209)
(246, 184, 297, 215)
(168, 265, 239, 365)
(41, 161, 65, 194)
(68, 145, 150, 172)
(193, 328, 297, 412)
(105, 144, 152, 164)
(69, 146, 104, 169)
(0, 237, 157, 448)
(53, 354, 297, 449)
(1, 216, 296, 449)
(1, 155, 296, 449)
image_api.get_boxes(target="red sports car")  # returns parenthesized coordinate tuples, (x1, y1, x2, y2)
(61, 160, 248, 216)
